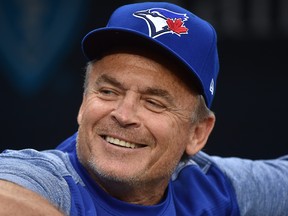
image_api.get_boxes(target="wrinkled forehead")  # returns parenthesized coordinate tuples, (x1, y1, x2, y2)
(89, 47, 201, 95)
(88, 51, 199, 111)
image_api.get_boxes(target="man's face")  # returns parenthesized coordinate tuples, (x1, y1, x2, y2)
(77, 52, 203, 186)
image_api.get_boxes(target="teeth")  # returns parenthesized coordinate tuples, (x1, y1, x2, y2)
(105, 136, 136, 149)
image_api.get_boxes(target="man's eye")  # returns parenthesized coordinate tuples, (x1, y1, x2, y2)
(100, 89, 115, 95)
(145, 99, 166, 112)
(97, 88, 118, 100)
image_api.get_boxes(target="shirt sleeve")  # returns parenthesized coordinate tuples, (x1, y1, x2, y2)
(0, 149, 71, 216)
(210, 153, 288, 216)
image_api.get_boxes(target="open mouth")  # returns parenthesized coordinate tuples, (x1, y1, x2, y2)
(102, 135, 146, 149)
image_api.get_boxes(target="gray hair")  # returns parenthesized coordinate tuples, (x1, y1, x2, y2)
(191, 95, 214, 124)
(83, 60, 96, 94)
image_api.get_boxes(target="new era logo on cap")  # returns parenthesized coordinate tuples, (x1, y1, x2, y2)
(133, 8, 189, 38)
(81, 2, 219, 108)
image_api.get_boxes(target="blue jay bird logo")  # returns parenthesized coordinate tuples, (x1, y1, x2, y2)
(133, 8, 189, 38)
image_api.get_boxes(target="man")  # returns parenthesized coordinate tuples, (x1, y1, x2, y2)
(0, 2, 287, 216)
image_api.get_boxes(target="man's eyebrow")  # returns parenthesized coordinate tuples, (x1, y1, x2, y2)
(95, 74, 175, 105)
(144, 87, 175, 105)
(95, 74, 124, 90)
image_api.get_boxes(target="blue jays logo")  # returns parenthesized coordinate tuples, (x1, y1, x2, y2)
(133, 8, 189, 38)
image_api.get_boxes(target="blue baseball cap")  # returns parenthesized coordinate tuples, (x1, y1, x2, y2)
(81, 2, 219, 108)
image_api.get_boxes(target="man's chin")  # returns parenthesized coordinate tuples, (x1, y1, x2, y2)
(86, 160, 144, 187)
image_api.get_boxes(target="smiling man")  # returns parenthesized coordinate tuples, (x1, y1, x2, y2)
(0, 2, 288, 216)
(76, 50, 215, 206)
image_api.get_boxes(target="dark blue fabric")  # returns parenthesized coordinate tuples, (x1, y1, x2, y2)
(57, 134, 240, 215)
(172, 162, 239, 215)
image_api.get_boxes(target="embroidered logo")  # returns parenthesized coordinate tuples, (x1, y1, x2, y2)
(133, 8, 189, 38)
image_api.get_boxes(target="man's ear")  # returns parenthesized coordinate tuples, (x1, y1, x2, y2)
(185, 114, 215, 156)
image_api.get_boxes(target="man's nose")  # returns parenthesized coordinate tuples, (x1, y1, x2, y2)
(111, 95, 141, 128)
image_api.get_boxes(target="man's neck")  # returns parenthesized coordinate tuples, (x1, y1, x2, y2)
(92, 173, 169, 205)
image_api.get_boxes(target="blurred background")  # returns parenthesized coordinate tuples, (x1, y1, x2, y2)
(0, 0, 287, 159)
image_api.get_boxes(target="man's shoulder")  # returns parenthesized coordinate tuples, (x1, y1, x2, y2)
(1, 148, 69, 172)
(0, 148, 80, 190)
(171, 151, 241, 215)
(172, 151, 218, 180)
